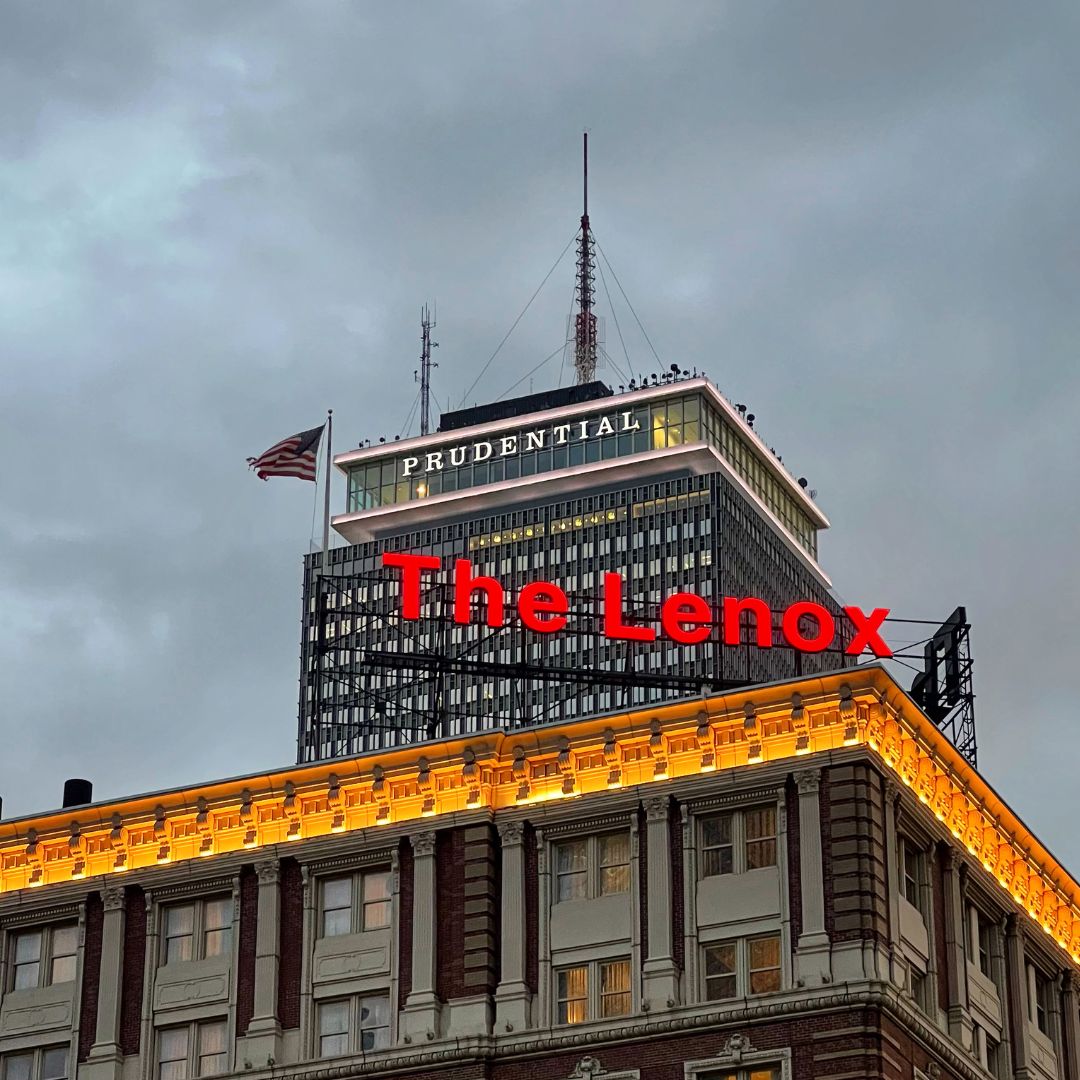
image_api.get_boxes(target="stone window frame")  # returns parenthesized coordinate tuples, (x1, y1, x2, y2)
(679, 782, 791, 1005)
(0, 1043, 70, 1080)
(158, 895, 233, 967)
(297, 845, 400, 1059)
(139, 877, 241, 1080)
(153, 1016, 230, 1080)
(552, 956, 633, 1027)
(551, 831, 632, 904)
(699, 931, 783, 1004)
(684, 1035, 792, 1080)
(313, 991, 392, 1058)
(316, 868, 393, 938)
(6, 921, 79, 993)
(696, 804, 778, 880)
(535, 807, 641, 1030)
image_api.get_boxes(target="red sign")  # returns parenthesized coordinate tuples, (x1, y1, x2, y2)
(382, 553, 891, 658)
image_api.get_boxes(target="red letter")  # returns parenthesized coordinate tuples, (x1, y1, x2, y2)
(453, 559, 505, 628)
(661, 593, 712, 644)
(781, 601, 834, 653)
(519, 582, 568, 633)
(845, 606, 892, 657)
(722, 596, 773, 647)
(603, 573, 656, 642)
(381, 552, 441, 619)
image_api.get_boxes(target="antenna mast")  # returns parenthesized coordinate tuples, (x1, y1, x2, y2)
(574, 133, 598, 385)
(416, 303, 438, 435)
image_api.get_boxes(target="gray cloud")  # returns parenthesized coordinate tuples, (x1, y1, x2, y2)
(2, 1, 1078, 864)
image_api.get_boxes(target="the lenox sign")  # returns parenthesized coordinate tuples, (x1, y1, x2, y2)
(401, 410, 642, 477)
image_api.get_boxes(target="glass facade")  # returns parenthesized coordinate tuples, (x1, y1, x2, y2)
(344, 390, 818, 559)
(299, 465, 847, 763)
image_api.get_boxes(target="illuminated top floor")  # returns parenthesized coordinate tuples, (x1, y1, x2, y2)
(331, 378, 828, 559)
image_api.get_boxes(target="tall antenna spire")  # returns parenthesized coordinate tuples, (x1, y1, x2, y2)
(416, 303, 438, 435)
(574, 132, 598, 385)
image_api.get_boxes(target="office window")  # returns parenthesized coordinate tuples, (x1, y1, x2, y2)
(162, 898, 232, 964)
(316, 995, 390, 1056)
(554, 833, 630, 902)
(1029, 964, 1051, 1035)
(900, 838, 925, 913)
(1, 1048, 68, 1080)
(555, 958, 632, 1024)
(700, 808, 777, 877)
(966, 905, 994, 979)
(319, 871, 392, 937)
(10, 924, 77, 991)
(702, 934, 782, 1000)
(157, 1020, 227, 1080)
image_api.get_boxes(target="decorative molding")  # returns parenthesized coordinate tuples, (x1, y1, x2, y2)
(300, 846, 397, 875)
(256, 860, 280, 886)
(537, 809, 636, 840)
(567, 1057, 638, 1080)
(642, 795, 670, 823)
(102, 884, 126, 912)
(794, 769, 821, 795)
(497, 820, 525, 846)
(683, 785, 785, 814)
(410, 831, 436, 858)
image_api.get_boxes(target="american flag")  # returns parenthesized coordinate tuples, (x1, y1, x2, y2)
(247, 424, 324, 481)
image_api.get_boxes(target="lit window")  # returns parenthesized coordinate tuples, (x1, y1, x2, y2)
(700, 808, 776, 878)
(702, 934, 782, 1000)
(555, 959, 632, 1024)
(157, 1020, 227, 1080)
(10, 924, 77, 991)
(1, 1047, 68, 1080)
(317, 995, 390, 1056)
(554, 833, 630, 902)
(319, 871, 393, 937)
(162, 898, 232, 965)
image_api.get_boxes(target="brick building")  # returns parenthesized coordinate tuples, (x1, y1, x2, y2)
(1, 664, 1078, 1080)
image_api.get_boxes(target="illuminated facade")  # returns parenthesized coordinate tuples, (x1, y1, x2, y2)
(2, 666, 1080, 1080)
(298, 379, 847, 762)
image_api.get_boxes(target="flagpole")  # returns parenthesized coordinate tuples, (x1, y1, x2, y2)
(321, 409, 333, 573)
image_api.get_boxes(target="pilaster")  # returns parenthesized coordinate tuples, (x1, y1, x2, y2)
(400, 830, 441, 1042)
(794, 769, 831, 986)
(82, 885, 126, 1080)
(238, 860, 282, 1064)
(1005, 915, 1033, 1080)
(941, 847, 973, 1051)
(641, 795, 679, 1009)
(494, 820, 532, 1032)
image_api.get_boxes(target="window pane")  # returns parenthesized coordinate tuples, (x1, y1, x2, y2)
(600, 960, 631, 1017)
(319, 1001, 349, 1037)
(203, 899, 231, 932)
(41, 1049, 68, 1080)
(704, 942, 737, 1000)
(557, 967, 588, 1024)
(556, 840, 588, 901)
(4, 1055, 32, 1080)
(362, 872, 392, 930)
(51, 955, 77, 985)
(159, 1028, 189, 1080)
(322, 877, 353, 937)
(599, 833, 630, 895)
(701, 845, 733, 878)
(557, 841, 587, 873)
(362, 872, 391, 903)
(13, 960, 40, 991)
(13, 931, 42, 965)
(165, 906, 195, 938)
(51, 925, 78, 958)
(701, 814, 732, 846)
(746, 839, 777, 870)
(749, 935, 782, 994)
(358, 995, 390, 1050)
(196, 1021, 227, 1077)
(203, 928, 231, 960)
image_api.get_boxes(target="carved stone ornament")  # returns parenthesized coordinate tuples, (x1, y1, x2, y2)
(411, 830, 436, 857)
(103, 883, 126, 912)
(643, 794, 669, 823)
(718, 1032, 756, 1064)
(569, 1056, 607, 1080)
(795, 768, 821, 795)
(498, 820, 525, 846)
(256, 860, 280, 886)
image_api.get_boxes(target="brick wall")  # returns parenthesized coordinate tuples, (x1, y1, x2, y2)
(118, 885, 146, 1056)
(236, 864, 258, 1035)
(669, 799, 684, 974)
(786, 776, 803, 943)
(77, 891, 103, 1062)
(398, 837, 414, 1009)
(277, 857, 303, 1029)
(461, 824, 498, 996)
(524, 823, 538, 995)
(436, 829, 465, 1001)
(826, 762, 889, 945)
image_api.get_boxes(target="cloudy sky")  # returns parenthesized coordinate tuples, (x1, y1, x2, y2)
(2, 2, 1078, 863)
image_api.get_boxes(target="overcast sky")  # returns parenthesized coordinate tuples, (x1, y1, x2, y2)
(2, 2, 1078, 866)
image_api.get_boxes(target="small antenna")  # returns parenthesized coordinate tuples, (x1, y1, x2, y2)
(573, 132, 598, 385)
(416, 303, 439, 435)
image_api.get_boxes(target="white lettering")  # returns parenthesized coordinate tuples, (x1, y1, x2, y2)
(553, 424, 572, 445)
(620, 410, 641, 432)
(425, 451, 444, 472)
(474, 441, 493, 462)
(525, 430, 546, 451)
(595, 416, 614, 437)
(577, 420, 589, 440)
(449, 446, 467, 466)
(402, 456, 420, 476)
(500, 434, 518, 457)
